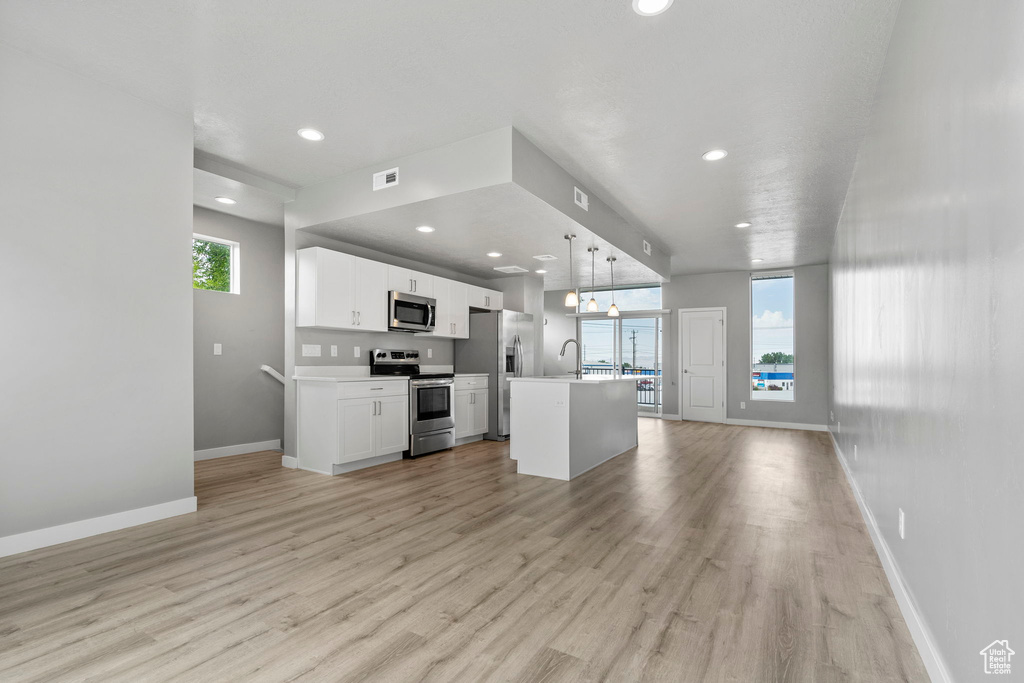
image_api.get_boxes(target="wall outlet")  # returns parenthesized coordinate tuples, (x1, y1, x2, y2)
(554, 399, 566, 407)
(353, 346, 360, 358)
(213, 343, 222, 356)
(898, 508, 905, 539)
(837, 421, 841, 434)
(330, 345, 338, 357)
(854, 444, 858, 461)
(740, 401, 746, 410)
(830, 410, 835, 422)
(301, 344, 321, 357)
(427, 348, 433, 359)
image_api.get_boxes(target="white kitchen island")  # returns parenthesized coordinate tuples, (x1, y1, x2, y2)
(508, 376, 639, 480)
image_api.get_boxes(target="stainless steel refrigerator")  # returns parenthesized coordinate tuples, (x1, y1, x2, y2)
(454, 310, 535, 441)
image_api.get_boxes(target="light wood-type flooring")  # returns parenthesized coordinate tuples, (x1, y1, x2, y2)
(0, 419, 928, 682)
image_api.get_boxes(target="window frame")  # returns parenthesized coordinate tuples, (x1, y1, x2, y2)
(749, 269, 795, 402)
(192, 233, 240, 295)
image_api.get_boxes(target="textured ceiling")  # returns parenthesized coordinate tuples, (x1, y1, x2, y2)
(0, 0, 900, 275)
(302, 184, 661, 290)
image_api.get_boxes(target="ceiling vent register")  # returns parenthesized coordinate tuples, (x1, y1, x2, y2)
(493, 265, 529, 274)
(533, 254, 558, 261)
(372, 167, 399, 191)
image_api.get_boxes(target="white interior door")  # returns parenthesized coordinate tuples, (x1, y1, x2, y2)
(680, 309, 726, 423)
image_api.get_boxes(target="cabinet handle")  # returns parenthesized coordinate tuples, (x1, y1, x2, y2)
(413, 279, 417, 292)
(370, 387, 383, 390)
(352, 311, 356, 325)
(485, 296, 490, 306)
(409, 278, 414, 292)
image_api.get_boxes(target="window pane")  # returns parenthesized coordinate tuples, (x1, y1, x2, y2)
(580, 318, 617, 373)
(193, 239, 232, 292)
(751, 275, 794, 401)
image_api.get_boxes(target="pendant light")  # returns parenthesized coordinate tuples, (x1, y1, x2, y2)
(586, 247, 600, 312)
(606, 256, 619, 317)
(563, 234, 579, 307)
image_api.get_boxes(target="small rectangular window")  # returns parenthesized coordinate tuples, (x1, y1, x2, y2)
(192, 234, 239, 294)
(751, 272, 793, 401)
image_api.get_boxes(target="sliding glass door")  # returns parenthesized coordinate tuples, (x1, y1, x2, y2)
(577, 312, 663, 416)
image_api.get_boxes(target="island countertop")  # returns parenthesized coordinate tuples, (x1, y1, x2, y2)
(508, 376, 639, 385)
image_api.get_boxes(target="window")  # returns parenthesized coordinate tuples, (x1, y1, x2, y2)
(192, 234, 239, 293)
(751, 272, 794, 401)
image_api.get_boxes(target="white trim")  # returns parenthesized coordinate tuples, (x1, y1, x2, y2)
(678, 307, 728, 424)
(194, 439, 281, 461)
(0, 497, 197, 558)
(657, 413, 682, 421)
(281, 455, 298, 468)
(724, 418, 827, 431)
(828, 430, 952, 683)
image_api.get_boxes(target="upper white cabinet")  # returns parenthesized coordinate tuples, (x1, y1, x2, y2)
(296, 247, 388, 331)
(429, 278, 469, 339)
(468, 286, 503, 311)
(387, 266, 433, 298)
(297, 247, 497, 336)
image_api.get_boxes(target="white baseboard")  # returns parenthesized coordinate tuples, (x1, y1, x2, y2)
(725, 418, 828, 432)
(281, 455, 298, 468)
(657, 413, 682, 420)
(0, 496, 197, 559)
(194, 439, 281, 461)
(828, 430, 951, 683)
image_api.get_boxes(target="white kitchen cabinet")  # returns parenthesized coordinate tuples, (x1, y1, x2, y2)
(338, 399, 375, 463)
(296, 378, 409, 474)
(468, 286, 503, 311)
(387, 265, 433, 298)
(296, 247, 388, 331)
(454, 376, 488, 439)
(425, 278, 468, 339)
(376, 395, 410, 455)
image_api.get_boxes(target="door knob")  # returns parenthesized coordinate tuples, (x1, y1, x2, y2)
(683, 369, 689, 373)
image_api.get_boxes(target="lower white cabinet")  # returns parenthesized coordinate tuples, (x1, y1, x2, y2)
(297, 378, 409, 474)
(454, 376, 488, 439)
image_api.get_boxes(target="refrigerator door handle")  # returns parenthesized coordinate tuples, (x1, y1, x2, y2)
(513, 335, 523, 378)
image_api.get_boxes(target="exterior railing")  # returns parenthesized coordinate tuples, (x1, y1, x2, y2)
(581, 365, 660, 406)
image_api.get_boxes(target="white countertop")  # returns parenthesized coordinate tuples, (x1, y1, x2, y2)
(509, 375, 640, 385)
(293, 375, 409, 383)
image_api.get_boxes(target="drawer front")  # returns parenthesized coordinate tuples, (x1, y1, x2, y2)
(338, 380, 408, 399)
(455, 376, 488, 392)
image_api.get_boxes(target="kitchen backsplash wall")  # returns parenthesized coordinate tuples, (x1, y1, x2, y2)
(294, 328, 454, 366)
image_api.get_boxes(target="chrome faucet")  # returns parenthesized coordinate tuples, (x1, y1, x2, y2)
(559, 338, 583, 379)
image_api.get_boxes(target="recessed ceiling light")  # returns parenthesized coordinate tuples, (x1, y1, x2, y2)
(735, 222, 752, 228)
(702, 149, 728, 161)
(487, 252, 502, 258)
(297, 128, 325, 141)
(535, 269, 547, 274)
(632, 0, 674, 16)
(415, 225, 435, 233)
(751, 258, 764, 263)
(214, 196, 236, 205)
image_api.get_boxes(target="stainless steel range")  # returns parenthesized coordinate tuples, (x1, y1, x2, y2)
(370, 349, 455, 458)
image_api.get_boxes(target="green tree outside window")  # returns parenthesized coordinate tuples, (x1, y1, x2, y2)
(193, 238, 232, 292)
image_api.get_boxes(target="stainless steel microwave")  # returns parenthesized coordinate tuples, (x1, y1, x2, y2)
(388, 291, 436, 332)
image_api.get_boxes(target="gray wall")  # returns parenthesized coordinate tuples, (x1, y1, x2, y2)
(830, 0, 1024, 678)
(0, 44, 194, 537)
(193, 207, 284, 451)
(543, 290, 578, 376)
(661, 265, 829, 424)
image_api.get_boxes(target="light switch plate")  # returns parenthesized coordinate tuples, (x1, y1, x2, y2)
(740, 401, 745, 409)
(353, 346, 360, 358)
(427, 348, 433, 359)
(301, 344, 321, 357)
(213, 343, 222, 356)
(330, 345, 338, 357)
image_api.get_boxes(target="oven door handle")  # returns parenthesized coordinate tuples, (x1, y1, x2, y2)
(411, 378, 453, 387)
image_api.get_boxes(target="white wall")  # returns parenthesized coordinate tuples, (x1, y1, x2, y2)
(0, 44, 195, 540)
(830, 0, 1024, 679)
